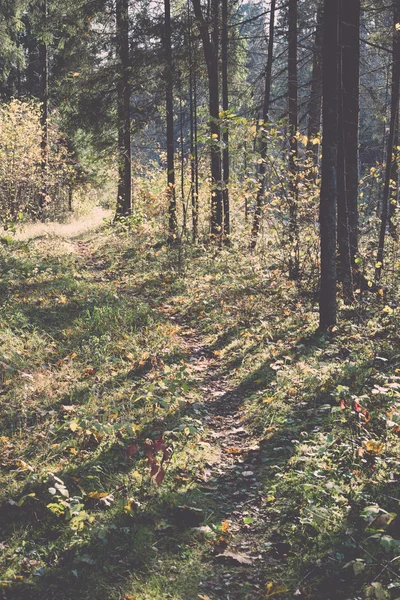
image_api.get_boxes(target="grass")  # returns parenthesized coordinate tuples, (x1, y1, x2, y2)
(0, 216, 399, 600)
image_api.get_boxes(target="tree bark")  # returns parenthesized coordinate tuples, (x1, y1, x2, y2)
(288, 0, 299, 279)
(192, 0, 223, 239)
(342, 0, 360, 263)
(376, 0, 400, 282)
(337, 10, 354, 304)
(188, 2, 199, 242)
(164, 0, 177, 243)
(389, 107, 399, 240)
(115, 0, 132, 219)
(39, 0, 48, 214)
(306, 2, 323, 167)
(250, 0, 276, 248)
(319, 0, 340, 330)
(221, 0, 230, 237)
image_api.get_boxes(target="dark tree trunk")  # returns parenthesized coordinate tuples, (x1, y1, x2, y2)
(306, 2, 323, 167)
(192, 0, 223, 239)
(337, 11, 354, 304)
(376, 0, 400, 282)
(164, 0, 177, 243)
(319, 0, 340, 330)
(188, 3, 199, 242)
(389, 109, 399, 240)
(221, 0, 230, 237)
(342, 0, 360, 262)
(39, 0, 48, 213)
(115, 0, 132, 219)
(180, 83, 187, 231)
(288, 0, 299, 279)
(250, 0, 276, 248)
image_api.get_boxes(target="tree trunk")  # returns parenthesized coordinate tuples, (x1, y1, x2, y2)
(164, 0, 177, 243)
(306, 2, 323, 167)
(221, 0, 230, 237)
(250, 0, 276, 248)
(188, 3, 199, 242)
(288, 0, 299, 279)
(376, 0, 400, 282)
(337, 10, 354, 304)
(192, 0, 223, 239)
(319, 0, 340, 330)
(342, 0, 360, 263)
(115, 0, 132, 219)
(180, 82, 187, 231)
(389, 109, 399, 239)
(39, 0, 48, 214)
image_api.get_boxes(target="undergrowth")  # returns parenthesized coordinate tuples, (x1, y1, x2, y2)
(0, 220, 399, 600)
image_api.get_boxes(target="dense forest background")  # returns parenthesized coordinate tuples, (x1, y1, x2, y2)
(2, 0, 400, 324)
(1, 1, 400, 599)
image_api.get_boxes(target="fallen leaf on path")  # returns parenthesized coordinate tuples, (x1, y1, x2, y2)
(215, 550, 253, 565)
(221, 520, 229, 534)
(365, 441, 384, 454)
(225, 447, 241, 455)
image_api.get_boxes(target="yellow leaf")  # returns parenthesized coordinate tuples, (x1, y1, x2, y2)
(265, 582, 289, 598)
(88, 491, 109, 500)
(365, 441, 384, 455)
(132, 471, 142, 484)
(221, 520, 230, 534)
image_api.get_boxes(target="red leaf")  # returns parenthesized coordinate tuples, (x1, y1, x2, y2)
(150, 463, 159, 478)
(353, 401, 362, 413)
(363, 410, 370, 423)
(145, 449, 155, 462)
(127, 444, 138, 457)
(154, 467, 165, 486)
(154, 436, 166, 452)
(339, 399, 346, 410)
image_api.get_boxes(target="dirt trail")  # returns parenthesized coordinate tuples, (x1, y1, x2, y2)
(178, 325, 270, 597)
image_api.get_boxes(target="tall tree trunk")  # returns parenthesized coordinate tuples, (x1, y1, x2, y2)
(342, 0, 360, 263)
(288, 0, 299, 279)
(192, 0, 223, 239)
(306, 2, 323, 167)
(164, 0, 177, 243)
(389, 110, 399, 239)
(115, 0, 132, 219)
(221, 0, 230, 237)
(337, 11, 354, 304)
(188, 3, 198, 242)
(180, 82, 187, 231)
(39, 0, 48, 214)
(319, 0, 340, 330)
(250, 0, 276, 248)
(376, 0, 400, 282)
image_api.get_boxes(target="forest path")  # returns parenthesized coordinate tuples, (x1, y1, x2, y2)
(10, 206, 111, 242)
(162, 316, 272, 597)
(71, 231, 273, 597)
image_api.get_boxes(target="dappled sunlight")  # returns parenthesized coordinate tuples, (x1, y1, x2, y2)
(9, 207, 112, 244)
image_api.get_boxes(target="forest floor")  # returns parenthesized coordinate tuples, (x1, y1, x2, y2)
(0, 214, 400, 600)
